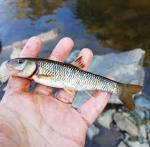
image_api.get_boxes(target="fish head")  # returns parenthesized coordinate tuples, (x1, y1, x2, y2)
(6, 58, 37, 77)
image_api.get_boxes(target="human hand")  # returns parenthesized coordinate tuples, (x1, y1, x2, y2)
(0, 37, 111, 147)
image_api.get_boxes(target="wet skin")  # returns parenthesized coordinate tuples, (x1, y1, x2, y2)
(0, 37, 111, 147)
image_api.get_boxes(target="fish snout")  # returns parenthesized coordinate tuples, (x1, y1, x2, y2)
(6, 60, 14, 70)
(5, 60, 20, 75)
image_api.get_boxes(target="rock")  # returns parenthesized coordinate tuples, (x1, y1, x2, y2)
(139, 125, 147, 139)
(117, 141, 127, 147)
(72, 49, 145, 107)
(37, 28, 60, 43)
(113, 113, 139, 136)
(123, 133, 131, 142)
(134, 109, 146, 119)
(11, 28, 60, 57)
(88, 49, 145, 85)
(92, 126, 123, 147)
(0, 61, 9, 83)
(97, 109, 116, 129)
(128, 109, 150, 128)
(3, 28, 60, 52)
(122, 112, 130, 117)
(87, 124, 99, 140)
(10, 47, 22, 59)
(127, 141, 149, 147)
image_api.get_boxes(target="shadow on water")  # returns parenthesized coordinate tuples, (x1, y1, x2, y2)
(76, 0, 150, 67)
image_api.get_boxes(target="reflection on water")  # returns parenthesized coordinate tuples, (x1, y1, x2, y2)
(0, 0, 149, 67)
(0, 0, 111, 56)
(0, 0, 63, 45)
(16, 0, 63, 20)
(76, 0, 150, 67)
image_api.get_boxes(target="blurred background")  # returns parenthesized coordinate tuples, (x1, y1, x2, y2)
(0, 0, 149, 65)
(0, 0, 150, 147)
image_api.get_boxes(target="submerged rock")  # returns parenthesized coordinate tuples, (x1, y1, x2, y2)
(134, 109, 146, 120)
(97, 109, 116, 129)
(113, 113, 139, 136)
(139, 125, 147, 139)
(10, 47, 22, 59)
(127, 141, 149, 147)
(3, 28, 60, 52)
(0, 61, 9, 83)
(117, 141, 127, 147)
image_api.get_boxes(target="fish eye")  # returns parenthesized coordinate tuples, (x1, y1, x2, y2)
(17, 59, 24, 64)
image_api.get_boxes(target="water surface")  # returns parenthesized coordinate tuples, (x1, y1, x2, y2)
(0, 0, 149, 66)
(76, 0, 150, 67)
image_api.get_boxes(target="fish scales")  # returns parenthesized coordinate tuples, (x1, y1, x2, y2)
(36, 59, 119, 93)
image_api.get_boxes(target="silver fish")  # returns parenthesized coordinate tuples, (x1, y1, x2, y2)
(6, 57, 143, 110)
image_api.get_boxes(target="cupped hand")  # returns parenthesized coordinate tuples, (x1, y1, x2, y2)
(0, 37, 111, 147)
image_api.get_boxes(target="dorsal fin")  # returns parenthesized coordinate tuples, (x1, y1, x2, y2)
(73, 56, 85, 69)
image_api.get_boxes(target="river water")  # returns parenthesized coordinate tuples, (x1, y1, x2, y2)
(0, 0, 150, 146)
(0, 0, 150, 63)
(0, 0, 149, 97)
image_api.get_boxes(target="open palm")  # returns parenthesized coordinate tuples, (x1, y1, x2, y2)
(0, 37, 111, 147)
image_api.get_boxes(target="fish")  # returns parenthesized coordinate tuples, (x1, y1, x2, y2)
(5, 57, 143, 110)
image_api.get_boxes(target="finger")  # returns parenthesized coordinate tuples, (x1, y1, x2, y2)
(7, 37, 42, 91)
(55, 48, 93, 103)
(77, 90, 112, 126)
(50, 37, 74, 62)
(34, 37, 74, 95)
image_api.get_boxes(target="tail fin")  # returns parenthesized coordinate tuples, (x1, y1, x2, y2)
(119, 84, 143, 111)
